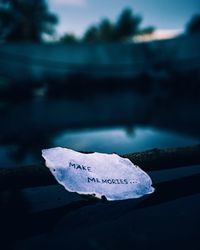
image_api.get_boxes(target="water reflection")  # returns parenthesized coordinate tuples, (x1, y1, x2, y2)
(1, 126, 199, 168)
(54, 126, 200, 154)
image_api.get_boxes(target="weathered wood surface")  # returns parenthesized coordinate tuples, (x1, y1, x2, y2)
(122, 144, 200, 170)
(0, 145, 199, 191)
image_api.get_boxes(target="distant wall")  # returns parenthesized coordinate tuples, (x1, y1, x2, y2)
(0, 33, 199, 82)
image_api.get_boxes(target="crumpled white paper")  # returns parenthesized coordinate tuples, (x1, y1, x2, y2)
(42, 147, 154, 201)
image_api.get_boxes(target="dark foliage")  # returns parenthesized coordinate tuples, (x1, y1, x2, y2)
(62, 7, 154, 43)
(0, 0, 58, 42)
(186, 14, 200, 33)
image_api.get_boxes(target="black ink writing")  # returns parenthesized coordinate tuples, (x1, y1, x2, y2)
(87, 177, 129, 184)
(69, 162, 92, 172)
(88, 177, 101, 183)
(101, 178, 128, 184)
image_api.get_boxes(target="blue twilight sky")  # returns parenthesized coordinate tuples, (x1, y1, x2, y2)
(48, 0, 200, 37)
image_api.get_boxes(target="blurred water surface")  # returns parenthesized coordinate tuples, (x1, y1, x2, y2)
(0, 89, 199, 168)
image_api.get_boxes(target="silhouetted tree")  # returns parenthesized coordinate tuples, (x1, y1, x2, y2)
(139, 26, 155, 35)
(82, 25, 99, 42)
(0, 0, 58, 42)
(98, 18, 115, 42)
(114, 8, 142, 41)
(186, 14, 200, 33)
(81, 7, 152, 43)
(60, 33, 78, 43)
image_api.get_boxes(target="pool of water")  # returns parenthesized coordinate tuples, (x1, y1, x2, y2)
(54, 126, 200, 154)
(1, 126, 199, 168)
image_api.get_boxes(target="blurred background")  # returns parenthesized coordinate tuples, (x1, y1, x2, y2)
(0, 0, 200, 167)
(0, 1, 200, 250)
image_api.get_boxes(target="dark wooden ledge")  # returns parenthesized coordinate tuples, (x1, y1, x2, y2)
(0, 145, 200, 191)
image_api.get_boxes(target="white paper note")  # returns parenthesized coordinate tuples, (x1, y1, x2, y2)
(42, 147, 154, 201)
